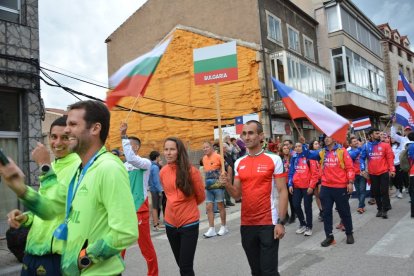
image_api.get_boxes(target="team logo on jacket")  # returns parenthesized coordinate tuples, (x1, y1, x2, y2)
(378, 147, 382, 150)
(302, 160, 307, 164)
(257, 164, 268, 172)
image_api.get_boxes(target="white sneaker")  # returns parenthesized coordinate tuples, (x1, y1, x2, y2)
(304, 228, 312, 236)
(296, 226, 307, 234)
(397, 192, 403, 199)
(203, 227, 217, 238)
(217, 225, 229, 236)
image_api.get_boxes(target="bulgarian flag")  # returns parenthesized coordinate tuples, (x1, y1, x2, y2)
(106, 37, 172, 109)
(193, 41, 238, 85)
(272, 78, 350, 143)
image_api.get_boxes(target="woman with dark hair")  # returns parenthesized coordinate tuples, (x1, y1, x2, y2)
(391, 134, 405, 198)
(160, 137, 205, 276)
(309, 140, 324, 221)
(280, 144, 296, 224)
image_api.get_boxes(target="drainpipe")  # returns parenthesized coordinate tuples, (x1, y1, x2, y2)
(257, 0, 274, 138)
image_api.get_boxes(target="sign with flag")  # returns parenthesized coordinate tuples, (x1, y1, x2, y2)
(395, 71, 414, 128)
(106, 37, 172, 109)
(272, 78, 349, 143)
(193, 41, 238, 85)
(352, 116, 371, 131)
(235, 113, 260, 134)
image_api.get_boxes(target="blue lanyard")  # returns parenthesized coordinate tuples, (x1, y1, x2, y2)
(64, 150, 103, 220)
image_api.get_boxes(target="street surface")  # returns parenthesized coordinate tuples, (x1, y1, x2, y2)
(124, 190, 414, 276)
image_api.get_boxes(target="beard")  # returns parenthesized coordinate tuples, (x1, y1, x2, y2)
(69, 130, 91, 155)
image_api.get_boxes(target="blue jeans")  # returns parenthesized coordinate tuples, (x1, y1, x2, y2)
(354, 175, 367, 208)
(205, 189, 225, 203)
(292, 188, 313, 229)
(320, 186, 353, 236)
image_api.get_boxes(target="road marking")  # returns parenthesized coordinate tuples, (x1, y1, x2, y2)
(367, 212, 414, 258)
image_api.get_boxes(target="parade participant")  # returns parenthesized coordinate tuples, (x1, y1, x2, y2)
(360, 128, 395, 219)
(202, 141, 229, 237)
(309, 140, 323, 221)
(302, 136, 355, 247)
(160, 137, 205, 276)
(149, 151, 165, 231)
(7, 116, 81, 275)
(391, 135, 405, 199)
(221, 120, 288, 275)
(406, 132, 414, 218)
(0, 100, 138, 275)
(348, 137, 366, 213)
(120, 122, 159, 276)
(288, 142, 319, 236)
(280, 144, 296, 224)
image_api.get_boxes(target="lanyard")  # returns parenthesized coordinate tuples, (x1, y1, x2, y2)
(64, 150, 104, 221)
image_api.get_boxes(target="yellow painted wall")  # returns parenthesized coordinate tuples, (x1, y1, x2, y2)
(107, 29, 262, 156)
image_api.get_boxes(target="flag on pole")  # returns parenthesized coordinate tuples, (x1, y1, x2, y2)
(106, 37, 172, 109)
(193, 41, 238, 85)
(235, 113, 260, 134)
(352, 116, 371, 131)
(395, 71, 414, 128)
(272, 78, 349, 143)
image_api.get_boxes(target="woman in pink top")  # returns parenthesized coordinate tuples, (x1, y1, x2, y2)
(160, 137, 205, 276)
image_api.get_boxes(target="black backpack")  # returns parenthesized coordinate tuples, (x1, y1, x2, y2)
(6, 227, 29, 262)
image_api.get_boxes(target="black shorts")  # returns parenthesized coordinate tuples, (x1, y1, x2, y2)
(21, 253, 61, 276)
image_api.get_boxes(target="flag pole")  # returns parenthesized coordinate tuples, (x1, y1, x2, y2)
(125, 95, 141, 123)
(215, 83, 225, 174)
(362, 130, 367, 142)
(383, 118, 392, 133)
(291, 119, 303, 138)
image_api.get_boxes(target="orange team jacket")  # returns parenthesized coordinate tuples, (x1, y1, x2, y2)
(160, 163, 205, 227)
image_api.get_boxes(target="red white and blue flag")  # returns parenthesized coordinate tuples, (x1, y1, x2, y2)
(395, 71, 414, 128)
(235, 113, 259, 134)
(272, 78, 349, 143)
(351, 116, 371, 131)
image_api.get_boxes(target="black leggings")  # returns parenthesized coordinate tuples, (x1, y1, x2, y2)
(166, 223, 199, 276)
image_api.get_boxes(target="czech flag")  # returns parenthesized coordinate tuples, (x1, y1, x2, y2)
(272, 78, 349, 143)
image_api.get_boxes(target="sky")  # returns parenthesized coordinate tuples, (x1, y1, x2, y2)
(39, 0, 414, 109)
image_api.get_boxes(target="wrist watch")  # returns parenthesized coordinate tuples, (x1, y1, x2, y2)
(277, 218, 286, 226)
(40, 164, 51, 174)
(79, 249, 92, 269)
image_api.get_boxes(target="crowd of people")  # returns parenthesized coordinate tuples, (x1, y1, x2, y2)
(0, 100, 413, 276)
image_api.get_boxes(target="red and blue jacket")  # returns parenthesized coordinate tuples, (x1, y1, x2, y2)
(303, 144, 355, 188)
(348, 147, 362, 175)
(288, 154, 319, 189)
(359, 140, 395, 175)
(407, 142, 414, 175)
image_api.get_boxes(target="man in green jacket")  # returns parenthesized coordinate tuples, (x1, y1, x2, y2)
(8, 115, 81, 275)
(1, 100, 138, 275)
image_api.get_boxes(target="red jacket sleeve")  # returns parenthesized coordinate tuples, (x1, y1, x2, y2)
(191, 166, 206, 205)
(309, 160, 320, 189)
(343, 149, 355, 182)
(386, 144, 395, 173)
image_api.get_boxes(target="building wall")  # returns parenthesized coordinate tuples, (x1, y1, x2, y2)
(107, 29, 262, 156)
(106, 0, 260, 77)
(0, 0, 42, 236)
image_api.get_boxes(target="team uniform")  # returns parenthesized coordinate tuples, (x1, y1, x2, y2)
(122, 139, 158, 276)
(360, 140, 395, 215)
(20, 147, 138, 275)
(21, 153, 80, 275)
(234, 150, 284, 275)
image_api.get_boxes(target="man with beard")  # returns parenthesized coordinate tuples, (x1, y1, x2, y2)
(7, 115, 80, 275)
(360, 128, 395, 219)
(0, 100, 138, 275)
(220, 120, 288, 275)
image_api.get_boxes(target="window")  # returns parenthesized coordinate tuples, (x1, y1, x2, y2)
(0, 92, 20, 131)
(266, 11, 282, 44)
(326, 6, 340, 32)
(389, 43, 393, 53)
(407, 67, 412, 83)
(398, 48, 402, 57)
(408, 55, 412, 63)
(394, 35, 400, 43)
(384, 29, 390, 37)
(0, 0, 19, 23)
(287, 25, 300, 53)
(303, 35, 315, 61)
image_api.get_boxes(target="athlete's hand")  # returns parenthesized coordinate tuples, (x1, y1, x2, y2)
(274, 224, 285, 239)
(389, 171, 396, 178)
(32, 142, 51, 166)
(307, 188, 314, 195)
(120, 122, 128, 136)
(298, 136, 306, 144)
(361, 171, 369, 179)
(7, 209, 27, 229)
(219, 172, 228, 185)
(288, 186, 293, 195)
(347, 183, 354, 194)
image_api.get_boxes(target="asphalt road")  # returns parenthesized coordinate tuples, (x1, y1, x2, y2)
(123, 190, 414, 276)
